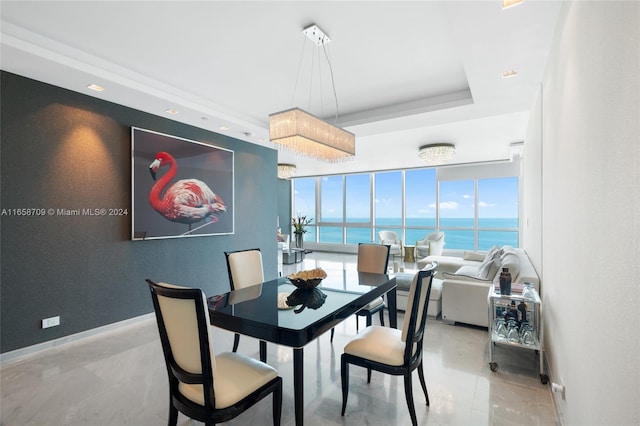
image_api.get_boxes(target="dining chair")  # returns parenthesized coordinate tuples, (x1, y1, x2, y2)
(330, 243, 390, 342)
(145, 279, 283, 426)
(224, 248, 268, 362)
(340, 262, 438, 426)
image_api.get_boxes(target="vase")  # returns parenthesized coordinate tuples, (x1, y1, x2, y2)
(499, 267, 512, 295)
(295, 232, 304, 249)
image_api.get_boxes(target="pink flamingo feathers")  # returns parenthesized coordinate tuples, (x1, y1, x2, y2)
(148, 151, 226, 225)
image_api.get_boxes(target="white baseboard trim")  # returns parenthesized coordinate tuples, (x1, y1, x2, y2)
(0, 313, 155, 367)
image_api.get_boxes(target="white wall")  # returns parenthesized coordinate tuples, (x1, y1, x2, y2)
(523, 2, 640, 424)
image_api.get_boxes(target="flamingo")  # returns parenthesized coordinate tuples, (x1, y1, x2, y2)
(148, 151, 226, 225)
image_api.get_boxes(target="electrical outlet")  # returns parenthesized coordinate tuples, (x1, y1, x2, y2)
(42, 316, 60, 329)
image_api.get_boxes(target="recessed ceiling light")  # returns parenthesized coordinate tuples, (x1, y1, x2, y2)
(164, 108, 178, 115)
(219, 125, 230, 131)
(87, 83, 105, 92)
(502, 0, 524, 10)
(501, 69, 519, 79)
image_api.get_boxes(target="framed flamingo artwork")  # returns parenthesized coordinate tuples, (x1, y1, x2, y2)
(131, 127, 234, 240)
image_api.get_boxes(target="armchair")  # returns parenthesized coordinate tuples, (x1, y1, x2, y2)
(415, 232, 445, 259)
(378, 230, 403, 258)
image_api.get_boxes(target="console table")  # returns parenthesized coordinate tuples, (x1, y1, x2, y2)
(283, 248, 305, 264)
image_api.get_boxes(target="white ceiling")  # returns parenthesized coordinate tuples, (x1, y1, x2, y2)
(0, 0, 562, 177)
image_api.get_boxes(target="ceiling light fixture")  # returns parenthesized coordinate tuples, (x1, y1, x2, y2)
(164, 108, 178, 115)
(418, 143, 456, 165)
(502, 69, 519, 79)
(277, 163, 297, 179)
(269, 24, 355, 162)
(502, 0, 525, 10)
(87, 83, 105, 92)
(219, 125, 230, 131)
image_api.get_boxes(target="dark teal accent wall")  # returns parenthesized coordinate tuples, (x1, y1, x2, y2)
(0, 71, 279, 353)
(278, 179, 292, 234)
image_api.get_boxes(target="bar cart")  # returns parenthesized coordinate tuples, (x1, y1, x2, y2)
(488, 285, 548, 384)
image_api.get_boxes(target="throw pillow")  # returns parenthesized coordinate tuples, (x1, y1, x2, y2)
(476, 258, 500, 280)
(500, 252, 521, 279)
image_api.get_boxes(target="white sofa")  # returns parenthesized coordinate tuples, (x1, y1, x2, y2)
(416, 246, 540, 327)
(394, 273, 443, 318)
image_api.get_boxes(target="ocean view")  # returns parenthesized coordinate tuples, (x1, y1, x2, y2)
(299, 217, 519, 251)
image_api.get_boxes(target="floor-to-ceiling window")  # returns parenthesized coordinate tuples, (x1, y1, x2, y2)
(374, 171, 402, 243)
(477, 177, 519, 249)
(345, 173, 371, 244)
(292, 177, 316, 243)
(291, 162, 519, 251)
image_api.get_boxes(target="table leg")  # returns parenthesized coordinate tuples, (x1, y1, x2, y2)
(294, 347, 304, 426)
(388, 287, 398, 329)
(260, 340, 267, 363)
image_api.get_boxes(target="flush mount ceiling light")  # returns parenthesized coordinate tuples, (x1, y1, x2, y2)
(87, 83, 105, 92)
(502, 0, 525, 9)
(277, 163, 297, 179)
(269, 24, 355, 162)
(418, 143, 456, 165)
(502, 69, 519, 79)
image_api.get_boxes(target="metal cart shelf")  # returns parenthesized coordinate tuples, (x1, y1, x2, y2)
(488, 286, 548, 384)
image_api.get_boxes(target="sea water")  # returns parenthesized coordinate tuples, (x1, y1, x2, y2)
(299, 218, 519, 250)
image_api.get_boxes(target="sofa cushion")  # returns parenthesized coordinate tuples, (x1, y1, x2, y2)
(463, 251, 486, 261)
(454, 265, 480, 278)
(395, 274, 442, 301)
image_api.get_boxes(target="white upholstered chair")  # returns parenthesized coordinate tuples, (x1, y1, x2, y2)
(225, 248, 268, 361)
(340, 262, 438, 426)
(378, 230, 403, 258)
(330, 243, 391, 342)
(146, 279, 282, 425)
(415, 232, 445, 259)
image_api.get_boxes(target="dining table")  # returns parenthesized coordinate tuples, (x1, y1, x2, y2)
(207, 269, 397, 426)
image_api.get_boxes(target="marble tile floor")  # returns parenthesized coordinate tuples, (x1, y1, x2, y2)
(1, 251, 558, 426)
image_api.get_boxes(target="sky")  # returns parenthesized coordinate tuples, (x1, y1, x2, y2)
(293, 171, 518, 220)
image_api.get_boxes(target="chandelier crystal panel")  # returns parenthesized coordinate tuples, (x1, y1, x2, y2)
(270, 108, 355, 162)
(269, 24, 355, 162)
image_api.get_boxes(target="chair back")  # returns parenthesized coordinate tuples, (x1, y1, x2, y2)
(378, 230, 400, 245)
(401, 262, 438, 366)
(146, 279, 217, 410)
(357, 243, 390, 274)
(225, 248, 264, 290)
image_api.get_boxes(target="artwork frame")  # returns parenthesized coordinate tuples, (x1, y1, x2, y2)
(131, 127, 234, 240)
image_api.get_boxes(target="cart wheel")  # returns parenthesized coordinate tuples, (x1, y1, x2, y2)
(540, 374, 549, 384)
(490, 362, 498, 372)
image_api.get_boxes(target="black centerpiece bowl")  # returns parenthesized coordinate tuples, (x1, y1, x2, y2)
(287, 268, 327, 290)
(286, 288, 327, 313)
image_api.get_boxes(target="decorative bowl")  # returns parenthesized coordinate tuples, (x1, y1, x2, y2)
(287, 268, 327, 290)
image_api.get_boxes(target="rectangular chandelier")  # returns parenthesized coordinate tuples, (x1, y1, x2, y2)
(269, 108, 355, 162)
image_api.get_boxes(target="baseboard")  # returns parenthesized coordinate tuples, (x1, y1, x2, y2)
(0, 313, 155, 367)
(545, 356, 566, 425)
